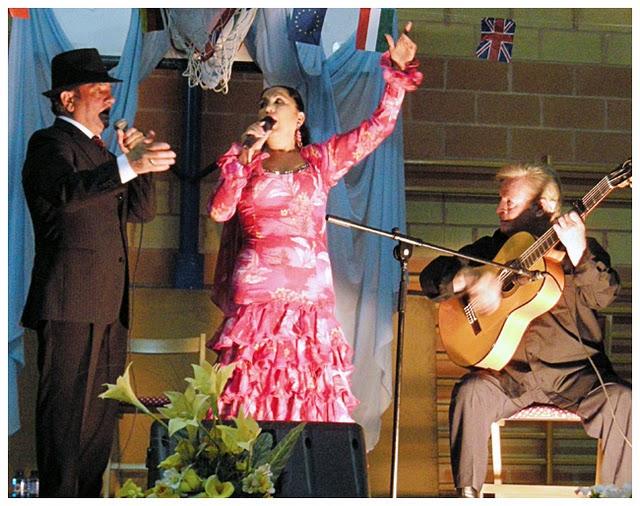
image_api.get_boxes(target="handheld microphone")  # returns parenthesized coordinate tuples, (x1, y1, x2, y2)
(114, 118, 128, 132)
(242, 117, 276, 148)
(517, 269, 546, 283)
(529, 270, 546, 281)
(114, 118, 147, 153)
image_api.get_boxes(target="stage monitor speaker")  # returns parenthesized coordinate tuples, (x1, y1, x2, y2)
(147, 420, 369, 497)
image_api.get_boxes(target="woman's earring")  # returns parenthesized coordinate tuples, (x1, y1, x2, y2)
(295, 128, 303, 149)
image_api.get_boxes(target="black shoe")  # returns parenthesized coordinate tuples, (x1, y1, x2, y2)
(457, 486, 480, 498)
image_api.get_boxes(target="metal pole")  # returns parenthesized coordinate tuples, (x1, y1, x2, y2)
(174, 82, 204, 288)
(324, 214, 542, 497)
(390, 234, 412, 497)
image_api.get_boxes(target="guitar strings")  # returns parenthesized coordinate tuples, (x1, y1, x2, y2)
(463, 175, 631, 451)
(463, 176, 613, 316)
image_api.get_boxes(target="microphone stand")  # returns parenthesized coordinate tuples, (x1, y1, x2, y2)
(326, 214, 540, 498)
(390, 231, 411, 498)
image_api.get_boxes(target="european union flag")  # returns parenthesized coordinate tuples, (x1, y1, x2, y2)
(288, 8, 327, 45)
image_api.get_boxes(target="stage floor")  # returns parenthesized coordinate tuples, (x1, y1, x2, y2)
(482, 483, 581, 498)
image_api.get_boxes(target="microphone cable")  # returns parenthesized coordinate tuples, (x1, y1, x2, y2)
(549, 311, 632, 450)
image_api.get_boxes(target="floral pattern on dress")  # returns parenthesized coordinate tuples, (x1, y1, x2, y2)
(207, 52, 423, 423)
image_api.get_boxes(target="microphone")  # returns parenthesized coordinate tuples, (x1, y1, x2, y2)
(113, 118, 128, 132)
(528, 270, 546, 280)
(114, 118, 148, 153)
(242, 116, 276, 148)
(518, 269, 547, 283)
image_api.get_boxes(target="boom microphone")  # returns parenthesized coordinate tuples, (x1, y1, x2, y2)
(242, 116, 276, 148)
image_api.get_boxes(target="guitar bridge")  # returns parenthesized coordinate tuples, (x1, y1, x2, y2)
(462, 297, 482, 335)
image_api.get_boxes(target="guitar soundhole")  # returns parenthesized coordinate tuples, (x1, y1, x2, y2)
(502, 263, 521, 293)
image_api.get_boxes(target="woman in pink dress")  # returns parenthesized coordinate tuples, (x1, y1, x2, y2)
(208, 23, 422, 423)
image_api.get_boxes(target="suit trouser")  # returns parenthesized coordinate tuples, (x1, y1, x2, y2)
(35, 319, 127, 497)
(449, 370, 632, 492)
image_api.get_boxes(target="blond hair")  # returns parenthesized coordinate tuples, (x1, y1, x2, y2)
(496, 163, 563, 218)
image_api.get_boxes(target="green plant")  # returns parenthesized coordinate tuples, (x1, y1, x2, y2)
(100, 361, 305, 498)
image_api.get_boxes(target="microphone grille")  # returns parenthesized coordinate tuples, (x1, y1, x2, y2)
(114, 118, 128, 131)
(262, 116, 276, 130)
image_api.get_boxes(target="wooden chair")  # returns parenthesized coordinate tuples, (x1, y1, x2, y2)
(482, 404, 602, 497)
(480, 306, 625, 497)
(102, 333, 207, 497)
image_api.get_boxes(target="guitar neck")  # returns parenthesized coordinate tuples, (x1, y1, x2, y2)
(519, 176, 614, 269)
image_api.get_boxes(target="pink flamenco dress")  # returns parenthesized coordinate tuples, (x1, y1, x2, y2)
(207, 52, 422, 423)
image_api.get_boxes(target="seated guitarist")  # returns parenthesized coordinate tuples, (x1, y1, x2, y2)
(420, 163, 631, 497)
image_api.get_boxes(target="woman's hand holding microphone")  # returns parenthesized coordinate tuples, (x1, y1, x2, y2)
(239, 117, 275, 165)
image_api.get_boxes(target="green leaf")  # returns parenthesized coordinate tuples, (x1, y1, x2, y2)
(252, 432, 274, 467)
(156, 390, 187, 419)
(175, 439, 196, 461)
(234, 408, 262, 451)
(178, 467, 203, 494)
(217, 425, 244, 454)
(157, 387, 210, 426)
(186, 362, 237, 398)
(116, 478, 145, 498)
(264, 422, 306, 481)
(167, 417, 198, 437)
(157, 451, 183, 470)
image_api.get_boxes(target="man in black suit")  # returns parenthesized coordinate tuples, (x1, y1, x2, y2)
(21, 48, 176, 497)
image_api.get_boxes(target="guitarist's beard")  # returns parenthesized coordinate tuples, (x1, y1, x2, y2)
(530, 215, 552, 237)
(500, 207, 552, 237)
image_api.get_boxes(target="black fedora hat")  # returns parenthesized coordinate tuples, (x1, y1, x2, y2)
(42, 48, 122, 98)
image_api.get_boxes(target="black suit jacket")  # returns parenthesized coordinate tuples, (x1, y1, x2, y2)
(21, 118, 156, 329)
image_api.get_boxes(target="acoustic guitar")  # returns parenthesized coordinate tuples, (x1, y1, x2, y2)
(438, 159, 632, 370)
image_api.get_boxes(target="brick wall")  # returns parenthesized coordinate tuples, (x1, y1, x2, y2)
(132, 54, 631, 288)
(131, 68, 265, 287)
(401, 8, 631, 65)
(404, 57, 631, 164)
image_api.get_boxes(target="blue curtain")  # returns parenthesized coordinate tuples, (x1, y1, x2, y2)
(7, 8, 143, 435)
(246, 8, 406, 450)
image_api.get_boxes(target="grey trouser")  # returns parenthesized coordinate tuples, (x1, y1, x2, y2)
(449, 370, 632, 491)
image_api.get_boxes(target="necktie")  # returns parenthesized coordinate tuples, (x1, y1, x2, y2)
(91, 135, 106, 150)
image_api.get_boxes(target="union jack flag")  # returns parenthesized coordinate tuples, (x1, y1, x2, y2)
(475, 18, 516, 63)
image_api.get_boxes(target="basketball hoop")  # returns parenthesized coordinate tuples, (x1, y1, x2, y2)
(166, 8, 257, 93)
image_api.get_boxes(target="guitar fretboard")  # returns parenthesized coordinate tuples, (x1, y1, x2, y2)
(500, 175, 614, 279)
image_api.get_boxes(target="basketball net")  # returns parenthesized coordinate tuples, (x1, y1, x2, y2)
(166, 8, 257, 94)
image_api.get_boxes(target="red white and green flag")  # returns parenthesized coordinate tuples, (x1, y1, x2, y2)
(356, 8, 394, 52)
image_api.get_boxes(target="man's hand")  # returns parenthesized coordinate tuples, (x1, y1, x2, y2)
(454, 267, 503, 315)
(117, 127, 146, 155)
(125, 131, 176, 174)
(553, 210, 587, 266)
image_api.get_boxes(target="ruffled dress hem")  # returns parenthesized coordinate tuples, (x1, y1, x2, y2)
(208, 300, 359, 423)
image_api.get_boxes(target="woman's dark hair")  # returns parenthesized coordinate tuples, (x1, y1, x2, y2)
(261, 85, 311, 146)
